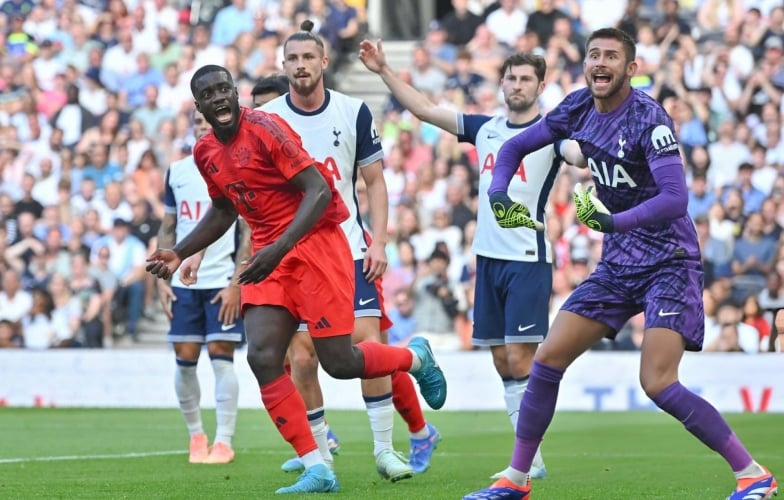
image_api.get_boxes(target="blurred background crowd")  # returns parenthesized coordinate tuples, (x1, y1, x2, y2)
(0, 0, 782, 354)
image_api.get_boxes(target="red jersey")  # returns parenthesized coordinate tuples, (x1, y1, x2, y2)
(193, 108, 349, 249)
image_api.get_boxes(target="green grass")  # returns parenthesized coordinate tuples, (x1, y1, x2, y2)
(0, 409, 780, 499)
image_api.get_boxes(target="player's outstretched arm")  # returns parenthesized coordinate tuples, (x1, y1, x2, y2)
(147, 198, 238, 280)
(358, 39, 459, 135)
(238, 165, 331, 284)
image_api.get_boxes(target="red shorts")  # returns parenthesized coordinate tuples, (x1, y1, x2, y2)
(241, 225, 355, 338)
(375, 276, 393, 331)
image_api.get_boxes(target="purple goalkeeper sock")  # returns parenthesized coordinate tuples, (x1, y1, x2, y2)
(509, 361, 563, 473)
(652, 381, 753, 472)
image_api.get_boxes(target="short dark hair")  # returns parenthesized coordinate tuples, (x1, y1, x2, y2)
(251, 74, 289, 97)
(190, 64, 232, 96)
(500, 53, 547, 82)
(284, 20, 325, 55)
(587, 27, 636, 63)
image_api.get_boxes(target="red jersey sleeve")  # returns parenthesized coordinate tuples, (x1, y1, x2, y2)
(193, 138, 230, 201)
(244, 111, 317, 180)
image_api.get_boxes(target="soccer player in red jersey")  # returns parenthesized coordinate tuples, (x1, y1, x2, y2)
(146, 64, 447, 495)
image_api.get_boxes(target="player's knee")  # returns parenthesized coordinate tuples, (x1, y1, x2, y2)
(639, 372, 673, 399)
(246, 342, 279, 370)
(319, 356, 356, 380)
(289, 347, 319, 375)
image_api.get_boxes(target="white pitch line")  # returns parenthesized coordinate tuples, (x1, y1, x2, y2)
(0, 450, 186, 464)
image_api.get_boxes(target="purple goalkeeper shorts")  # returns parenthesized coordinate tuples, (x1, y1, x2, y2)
(560, 258, 705, 351)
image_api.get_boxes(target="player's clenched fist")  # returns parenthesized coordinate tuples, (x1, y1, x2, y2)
(146, 249, 182, 281)
(573, 184, 614, 233)
(489, 191, 544, 231)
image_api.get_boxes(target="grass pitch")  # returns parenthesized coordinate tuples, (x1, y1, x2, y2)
(0, 408, 780, 499)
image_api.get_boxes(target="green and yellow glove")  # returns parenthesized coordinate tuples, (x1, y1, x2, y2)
(573, 184, 614, 233)
(489, 192, 544, 231)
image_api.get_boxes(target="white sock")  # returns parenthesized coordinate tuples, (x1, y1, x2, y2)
(504, 377, 545, 469)
(504, 466, 529, 487)
(410, 424, 430, 439)
(211, 356, 239, 447)
(300, 449, 324, 469)
(175, 360, 203, 436)
(307, 408, 333, 464)
(408, 349, 422, 371)
(365, 394, 394, 456)
(734, 460, 766, 479)
(503, 377, 526, 429)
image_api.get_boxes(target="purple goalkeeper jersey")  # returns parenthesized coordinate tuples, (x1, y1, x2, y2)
(494, 87, 700, 267)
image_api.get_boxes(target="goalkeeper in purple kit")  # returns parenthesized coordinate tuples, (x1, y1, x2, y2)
(464, 27, 778, 500)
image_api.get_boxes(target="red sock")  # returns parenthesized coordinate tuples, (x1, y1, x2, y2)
(356, 341, 413, 379)
(260, 375, 317, 457)
(392, 370, 426, 433)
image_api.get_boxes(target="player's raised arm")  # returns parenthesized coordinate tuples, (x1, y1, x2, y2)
(359, 39, 459, 135)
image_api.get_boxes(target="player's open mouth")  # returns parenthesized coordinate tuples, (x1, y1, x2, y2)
(214, 105, 232, 123)
(593, 73, 612, 88)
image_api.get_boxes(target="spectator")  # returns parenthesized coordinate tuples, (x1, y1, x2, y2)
(484, 0, 526, 48)
(742, 293, 771, 351)
(211, 0, 254, 47)
(730, 212, 777, 302)
(90, 218, 146, 342)
(704, 303, 760, 353)
(409, 44, 447, 97)
(120, 52, 164, 108)
(387, 287, 416, 346)
(4, 211, 43, 276)
(13, 173, 44, 218)
(723, 162, 766, 215)
(445, 50, 485, 104)
(82, 144, 123, 194)
(50, 83, 95, 150)
(93, 181, 132, 233)
(465, 23, 507, 81)
(438, 0, 483, 47)
(0, 318, 23, 348)
(69, 251, 104, 347)
(687, 172, 717, 219)
(412, 248, 464, 346)
(48, 272, 82, 347)
(0, 268, 33, 326)
(21, 286, 57, 349)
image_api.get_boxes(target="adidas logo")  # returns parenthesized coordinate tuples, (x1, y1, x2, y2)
(314, 317, 332, 329)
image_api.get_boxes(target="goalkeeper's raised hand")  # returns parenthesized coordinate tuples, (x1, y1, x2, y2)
(573, 184, 614, 233)
(489, 192, 544, 231)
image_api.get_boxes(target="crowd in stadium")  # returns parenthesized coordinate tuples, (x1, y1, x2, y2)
(0, 0, 782, 353)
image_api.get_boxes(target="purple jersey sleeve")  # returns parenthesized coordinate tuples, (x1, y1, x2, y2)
(612, 158, 688, 232)
(488, 119, 557, 193)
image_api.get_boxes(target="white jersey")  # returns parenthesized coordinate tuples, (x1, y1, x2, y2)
(457, 113, 562, 262)
(163, 155, 238, 289)
(261, 90, 384, 260)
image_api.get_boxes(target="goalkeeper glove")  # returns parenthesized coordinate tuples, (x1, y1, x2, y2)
(573, 184, 614, 233)
(489, 192, 544, 231)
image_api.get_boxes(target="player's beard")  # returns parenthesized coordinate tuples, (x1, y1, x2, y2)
(505, 93, 536, 113)
(290, 71, 322, 98)
(589, 72, 626, 100)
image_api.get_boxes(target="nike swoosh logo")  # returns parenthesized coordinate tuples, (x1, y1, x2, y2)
(220, 323, 236, 331)
(487, 133, 499, 139)
(358, 298, 375, 306)
(517, 324, 535, 332)
(175, 184, 187, 189)
(658, 309, 680, 317)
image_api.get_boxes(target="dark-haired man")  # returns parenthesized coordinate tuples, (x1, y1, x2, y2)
(145, 63, 447, 495)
